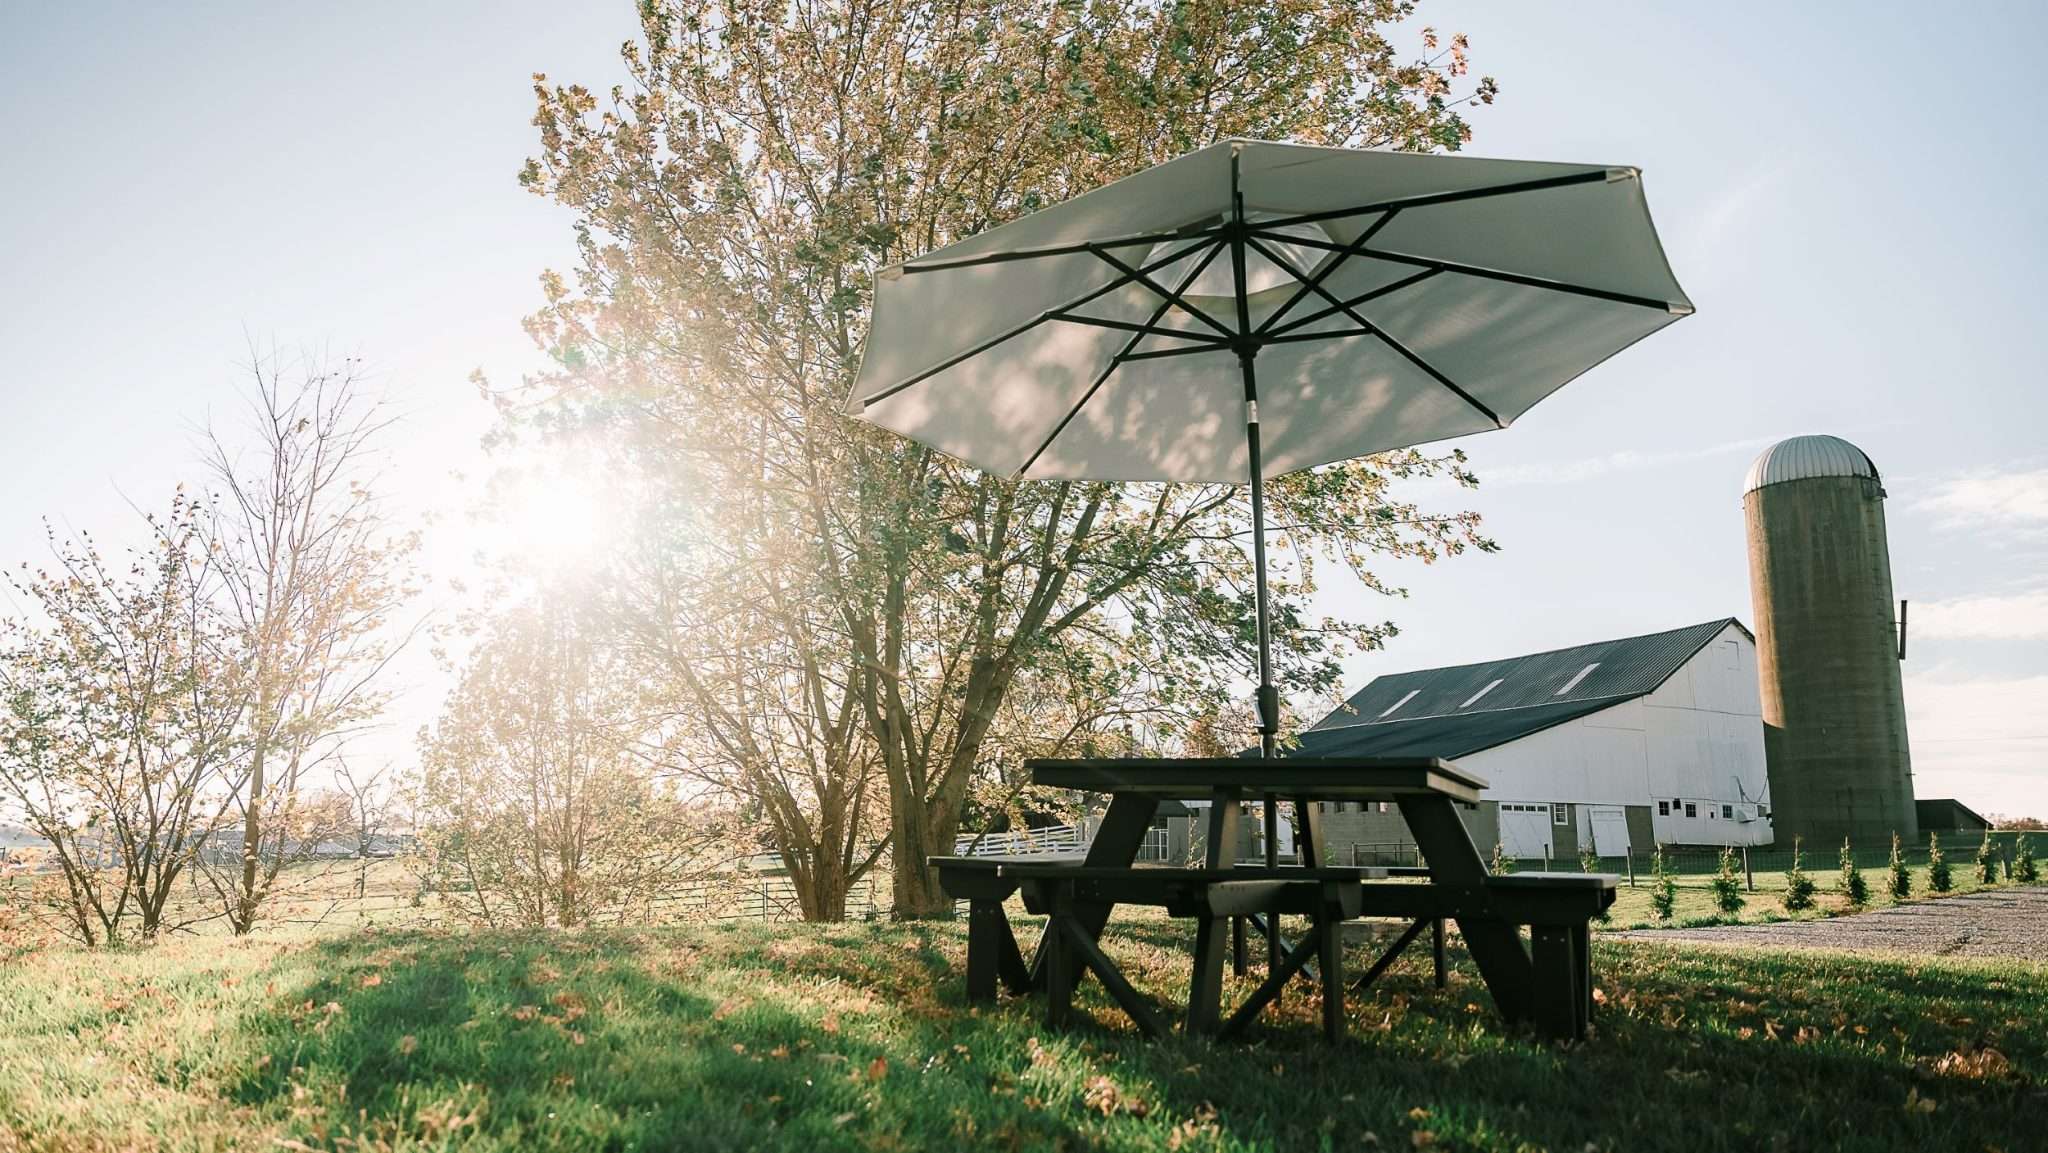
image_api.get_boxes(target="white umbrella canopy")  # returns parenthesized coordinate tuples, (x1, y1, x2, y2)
(848, 137, 1691, 767)
(847, 138, 1692, 483)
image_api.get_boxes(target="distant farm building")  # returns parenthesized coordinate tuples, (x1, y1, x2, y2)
(1288, 619, 1772, 861)
(1914, 798, 1990, 835)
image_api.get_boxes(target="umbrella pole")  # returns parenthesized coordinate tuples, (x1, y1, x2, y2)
(1245, 391, 1279, 764)
(1229, 153, 1283, 978)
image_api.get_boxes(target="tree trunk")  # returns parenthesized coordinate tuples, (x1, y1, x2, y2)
(235, 720, 269, 934)
(890, 806, 959, 919)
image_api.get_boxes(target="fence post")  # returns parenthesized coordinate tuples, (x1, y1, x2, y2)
(1626, 849, 1636, 888)
(1744, 845, 1754, 892)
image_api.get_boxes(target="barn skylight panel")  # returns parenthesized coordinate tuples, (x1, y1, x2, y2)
(1460, 678, 1505, 709)
(1377, 689, 1421, 718)
(1555, 662, 1601, 696)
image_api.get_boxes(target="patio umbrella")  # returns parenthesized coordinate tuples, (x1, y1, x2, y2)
(847, 138, 1692, 764)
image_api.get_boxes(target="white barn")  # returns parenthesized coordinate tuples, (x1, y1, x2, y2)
(1297, 619, 1772, 861)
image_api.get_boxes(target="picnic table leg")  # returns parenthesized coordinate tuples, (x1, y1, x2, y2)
(966, 899, 1003, 1002)
(1573, 921, 1593, 1035)
(1030, 793, 1159, 991)
(1396, 794, 1537, 1026)
(1044, 884, 1073, 1030)
(1530, 925, 1581, 1041)
(1231, 916, 1247, 975)
(1186, 915, 1230, 1036)
(1294, 797, 1325, 866)
(1317, 892, 1345, 1044)
(1432, 917, 1447, 989)
(1263, 796, 1281, 974)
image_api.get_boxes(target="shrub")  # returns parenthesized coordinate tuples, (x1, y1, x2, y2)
(1650, 844, 1677, 921)
(1976, 830, 1999, 885)
(1887, 832, 1911, 900)
(1782, 837, 1817, 912)
(1579, 846, 1598, 874)
(1491, 841, 1513, 876)
(2017, 834, 2039, 884)
(1710, 846, 1746, 914)
(1838, 838, 1868, 907)
(1928, 833, 1951, 893)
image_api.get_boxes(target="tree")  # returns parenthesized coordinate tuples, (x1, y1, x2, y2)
(1975, 828, 1999, 885)
(1649, 844, 1677, 921)
(1710, 846, 1745, 915)
(415, 596, 715, 928)
(518, 0, 1498, 916)
(196, 352, 418, 934)
(1927, 832, 1951, 893)
(2016, 834, 2038, 884)
(334, 760, 395, 899)
(1781, 836, 1816, 912)
(1837, 838, 1867, 907)
(1887, 831, 1911, 900)
(0, 496, 245, 943)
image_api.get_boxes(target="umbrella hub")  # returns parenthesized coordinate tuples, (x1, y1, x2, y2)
(1155, 213, 1336, 328)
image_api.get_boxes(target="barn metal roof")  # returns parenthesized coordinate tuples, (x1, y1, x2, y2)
(1289, 698, 1619, 760)
(1742, 434, 1880, 494)
(1284, 618, 1747, 760)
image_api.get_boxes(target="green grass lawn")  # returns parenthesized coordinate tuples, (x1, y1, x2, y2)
(3, 911, 2042, 1152)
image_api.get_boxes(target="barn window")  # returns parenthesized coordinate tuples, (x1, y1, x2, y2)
(1658, 801, 1670, 816)
(1378, 689, 1421, 718)
(1685, 803, 1697, 818)
(1722, 804, 1734, 819)
(1553, 805, 1569, 826)
(1554, 662, 1601, 696)
(1460, 678, 1505, 708)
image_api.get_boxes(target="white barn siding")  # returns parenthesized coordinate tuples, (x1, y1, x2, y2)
(1641, 624, 1770, 846)
(1456, 622, 1771, 850)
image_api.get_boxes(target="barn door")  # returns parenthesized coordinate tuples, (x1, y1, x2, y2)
(1588, 806, 1631, 856)
(1498, 803, 1553, 859)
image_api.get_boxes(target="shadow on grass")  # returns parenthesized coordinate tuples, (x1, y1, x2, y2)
(222, 918, 2046, 1152)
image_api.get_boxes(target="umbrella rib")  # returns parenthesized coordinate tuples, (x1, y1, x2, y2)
(1262, 268, 1442, 338)
(1262, 328, 1376, 345)
(1264, 231, 1675, 312)
(1015, 239, 1229, 478)
(1244, 234, 1503, 428)
(898, 224, 1227, 274)
(1249, 169, 1615, 231)
(1045, 315, 1229, 344)
(1119, 343, 1231, 363)
(1250, 208, 1401, 337)
(858, 237, 1218, 408)
(1355, 248, 1676, 312)
(1088, 246, 1237, 338)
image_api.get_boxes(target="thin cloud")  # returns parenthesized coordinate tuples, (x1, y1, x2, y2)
(1910, 466, 2048, 529)
(1904, 669, 2048, 814)
(1484, 435, 1781, 487)
(1911, 588, 2048, 642)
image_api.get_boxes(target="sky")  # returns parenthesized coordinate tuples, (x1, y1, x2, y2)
(1, 2, 2043, 817)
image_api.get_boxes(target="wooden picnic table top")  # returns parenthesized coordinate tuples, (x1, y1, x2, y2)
(1026, 755, 1488, 805)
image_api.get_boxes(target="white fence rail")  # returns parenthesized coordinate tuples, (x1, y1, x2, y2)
(953, 822, 1088, 857)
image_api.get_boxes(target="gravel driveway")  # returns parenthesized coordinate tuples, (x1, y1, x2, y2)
(1618, 886, 2048, 961)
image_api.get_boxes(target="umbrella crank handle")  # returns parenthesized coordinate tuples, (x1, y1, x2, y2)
(1256, 685, 1280, 736)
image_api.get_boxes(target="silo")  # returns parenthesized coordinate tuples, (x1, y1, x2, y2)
(1743, 435, 1916, 848)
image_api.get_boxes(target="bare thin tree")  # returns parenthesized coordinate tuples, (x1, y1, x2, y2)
(197, 350, 418, 934)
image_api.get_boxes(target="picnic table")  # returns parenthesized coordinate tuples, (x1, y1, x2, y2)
(932, 756, 1616, 1042)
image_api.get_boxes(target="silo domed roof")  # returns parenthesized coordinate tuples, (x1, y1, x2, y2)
(1743, 435, 1880, 494)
